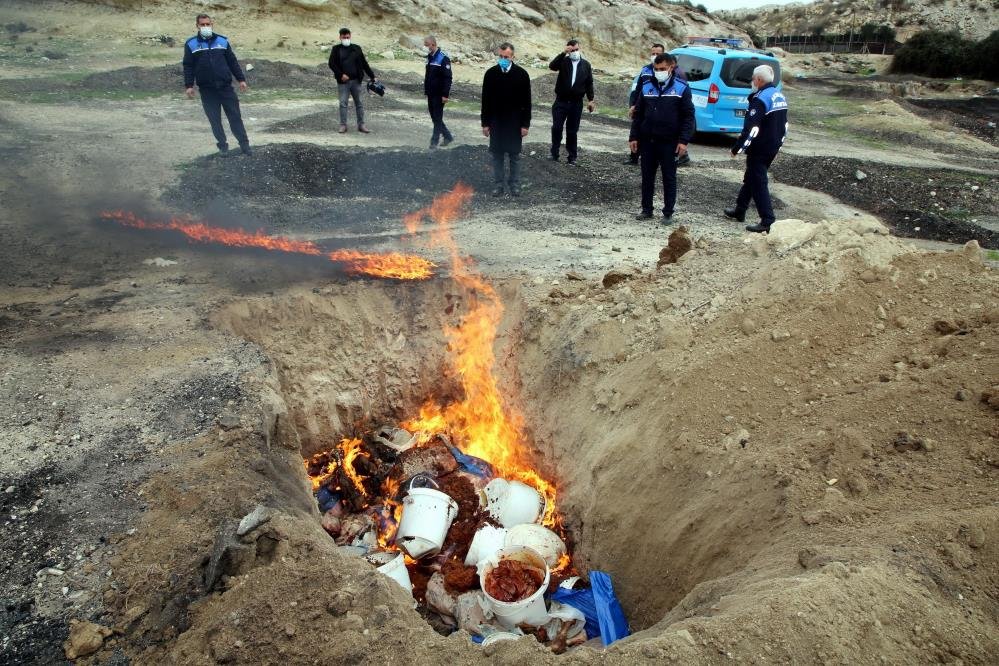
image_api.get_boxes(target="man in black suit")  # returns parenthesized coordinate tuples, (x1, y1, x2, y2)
(481, 42, 532, 197)
(548, 39, 595, 165)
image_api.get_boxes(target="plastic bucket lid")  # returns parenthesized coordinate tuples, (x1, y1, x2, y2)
(484, 479, 546, 528)
(464, 525, 508, 567)
(504, 524, 566, 568)
(480, 631, 522, 647)
(396, 487, 458, 559)
(480, 545, 551, 629)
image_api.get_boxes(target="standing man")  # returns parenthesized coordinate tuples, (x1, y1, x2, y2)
(628, 54, 694, 224)
(625, 43, 665, 166)
(548, 39, 595, 165)
(328, 27, 376, 134)
(724, 65, 788, 233)
(423, 35, 453, 150)
(183, 14, 251, 157)
(481, 42, 532, 197)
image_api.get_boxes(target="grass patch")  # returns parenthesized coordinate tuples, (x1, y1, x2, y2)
(0, 88, 169, 103)
(986, 249, 999, 262)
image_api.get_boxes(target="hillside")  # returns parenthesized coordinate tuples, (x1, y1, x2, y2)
(719, 0, 997, 42)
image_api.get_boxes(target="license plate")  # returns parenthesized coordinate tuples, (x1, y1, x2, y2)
(735, 109, 746, 118)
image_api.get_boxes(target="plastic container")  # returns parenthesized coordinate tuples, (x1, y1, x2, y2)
(480, 631, 522, 647)
(480, 546, 551, 629)
(483, 478, 546, 528)
(504, 524, 567, 568)
(367, 551, 413, 593)
(395, 487, 459, 558)
(463, 525, 508, 567)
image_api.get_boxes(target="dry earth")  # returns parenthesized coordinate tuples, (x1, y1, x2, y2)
(0, 1, 997, 665)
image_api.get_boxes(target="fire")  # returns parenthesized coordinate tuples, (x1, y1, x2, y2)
(100, 210, 436, 280)
(339, 437, 370, 497)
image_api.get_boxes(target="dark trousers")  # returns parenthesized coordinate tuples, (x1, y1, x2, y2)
(427, 96, 452, 145)
(639, 138, 678, 216)
(735, 152, 778, 226)
(491, 151, 521, 188)
(199, 86, 248, 150)
(551, 99, 583, 160)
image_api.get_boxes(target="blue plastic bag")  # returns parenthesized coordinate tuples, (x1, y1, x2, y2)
(315, 487, 341, 513)
(449, 446, 494, 478)
(550, 571, 630, 646)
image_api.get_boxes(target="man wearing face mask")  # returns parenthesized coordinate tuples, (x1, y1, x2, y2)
(423, 35, 453, 150)
(624, 43, 664, 166)
(183, 14, 251, 157)
(629, 54, 694, 223)
(724, 64, 788, 233)
(328, 27, 377, 134)
(480, 42, 532, 197)
(548, 39, 595, 165)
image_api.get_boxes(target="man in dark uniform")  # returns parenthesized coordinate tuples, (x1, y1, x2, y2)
(328, 27, 377, 134)
(423, 35, 453, 149)
(481, 42, 532, 197)
(183, 14, 251, 157)
(724, 64, 788, 233)
(629, 54, 694, 224)
(625, 43, 664, 166)
(548, 39, 595, 165)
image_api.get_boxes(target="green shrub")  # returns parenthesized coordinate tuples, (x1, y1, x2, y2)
(891, 29, 998, 81)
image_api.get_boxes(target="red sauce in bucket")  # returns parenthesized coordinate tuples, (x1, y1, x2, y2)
(484, 559, 545, 602)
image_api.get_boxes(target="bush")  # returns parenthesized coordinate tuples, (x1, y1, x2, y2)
(891, 29, 998, 81)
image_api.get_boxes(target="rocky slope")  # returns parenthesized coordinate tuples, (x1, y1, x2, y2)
(719, 0, 997, 42)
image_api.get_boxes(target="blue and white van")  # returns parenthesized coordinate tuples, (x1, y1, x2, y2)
(671, 38, 783, 134)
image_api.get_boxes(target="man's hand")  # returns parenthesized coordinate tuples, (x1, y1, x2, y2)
(185, 87, 195, 99)
(564, 45, 573, 54)
(340, 74, 349, 82)
(629, 140, 638, 153)
(442, 96, 449, 104)
(676, 143, 688, 157)
(730, 151, 738, 160)
(238, 81, 248, 93)
(520, 127, 529, 138)
(586, 101, 595, 113)
(482, 126, 490, 137)
(628, 105, 636, 119)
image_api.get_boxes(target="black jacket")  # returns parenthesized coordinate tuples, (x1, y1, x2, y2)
(424, 48, 452, 97)
(481, 63, 532, 154)
(548, 52, 594, 103)
(732, 83, 788, 157)
(183, 33, 245, 90)
(328, 44, 375, 82)
(629, 74, 695, 144)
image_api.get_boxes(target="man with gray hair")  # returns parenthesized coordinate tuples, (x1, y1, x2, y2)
(724, 64, 788, 233)
(423, 35, 453, 149)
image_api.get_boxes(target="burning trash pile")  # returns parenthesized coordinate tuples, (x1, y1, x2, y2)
(307, 427, 629, 651)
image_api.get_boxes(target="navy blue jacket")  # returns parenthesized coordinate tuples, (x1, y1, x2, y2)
(629, 63, 686, 107)
(733, 83, 788, 156)
(424, 48, 452, 97)
(183, 33, 245, 89)
(629, 74, 695, 144)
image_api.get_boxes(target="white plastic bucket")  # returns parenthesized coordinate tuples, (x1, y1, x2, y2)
(480, 546, 551, 629)
(504, 524, 566, 569)
(396, 487, 458, 558)
(464, 525, 508, 567)
(484, 479, 546, 528)
(372, 552, 413, 593)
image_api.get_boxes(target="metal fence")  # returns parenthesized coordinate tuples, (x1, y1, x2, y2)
(763, 35, 898, 55)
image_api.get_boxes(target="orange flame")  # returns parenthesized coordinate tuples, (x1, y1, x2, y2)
(100, 210, 436, 280)
(339, 437, 370, 497)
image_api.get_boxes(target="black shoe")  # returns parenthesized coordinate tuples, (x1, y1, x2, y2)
(429, 143, 439, 150)
(724, 207, 746, 222)
(509, 186, 521, 197)
(491, 186, 505, 197)
(661, 215, 673, 225)
(567, 158, 577, 166)
(441, 137, 453, 147)
(635, 211, 653, 220)
(550, 154, 559, 162)
(746, 223, 770, 233)
(218, 148, 237, 158)
(239, 144, 252, 156)
(677, 154, 691, 167)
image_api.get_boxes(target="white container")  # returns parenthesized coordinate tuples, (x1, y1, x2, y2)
(464, 525, 508, 567)
(480, 631, 522, 647)
(504, 524, 566, 569)
(371, 552, 413, 593)
(484, 479, 546, 528)
(480, 546, 551, 629)
(396, 487, 459, 558)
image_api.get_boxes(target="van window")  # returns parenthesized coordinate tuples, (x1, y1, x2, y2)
(675, 54, 713, 82)
(721, 58, 781, 88)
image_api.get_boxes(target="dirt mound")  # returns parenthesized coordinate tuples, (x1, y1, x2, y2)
(905, 96, 999, 146)
(772, 155, 999, 248)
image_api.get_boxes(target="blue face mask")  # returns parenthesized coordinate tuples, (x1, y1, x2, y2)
(497, 57, 511, 70)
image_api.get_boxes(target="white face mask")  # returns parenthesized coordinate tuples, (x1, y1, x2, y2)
(568, 51, 581, 62)
(199, 25, 213, 38)
(654, 70, 670, 83)
(422, 45, 432, 56)
(341, 39, 351, 47)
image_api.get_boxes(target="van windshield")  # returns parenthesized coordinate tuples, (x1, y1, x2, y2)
(721, 58, 781, 89)
(675, 54, 713, 82)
